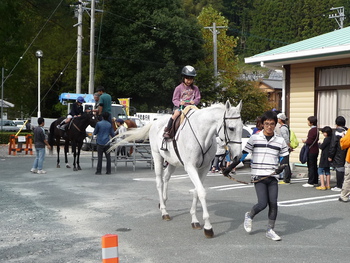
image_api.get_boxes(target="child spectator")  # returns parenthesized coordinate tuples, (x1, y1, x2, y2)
(316, 126, 332, 190)
(211, 136, 226, 173)
(252, 116, 262, 134)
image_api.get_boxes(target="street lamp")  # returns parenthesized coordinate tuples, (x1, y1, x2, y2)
(35, 50, 43, 118)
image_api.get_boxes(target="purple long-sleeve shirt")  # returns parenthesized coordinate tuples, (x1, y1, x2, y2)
(172, 83, 201, 107)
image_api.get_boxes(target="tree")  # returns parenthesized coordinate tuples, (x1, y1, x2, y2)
(197, 6, 271, 121)
(245, 0, 340, 56)
(0, 0, 87, 118)
(96, 0, 204, 112)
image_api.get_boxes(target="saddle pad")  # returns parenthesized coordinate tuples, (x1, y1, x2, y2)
(180, 105, 198, 124)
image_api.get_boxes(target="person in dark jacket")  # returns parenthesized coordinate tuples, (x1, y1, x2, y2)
(328, 116, 348, 191)
(302, 116, 319, 187)
(316, 126, 332, 190)
(57, 96, 85, 130)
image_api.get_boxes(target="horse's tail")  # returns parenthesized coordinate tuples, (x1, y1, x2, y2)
(107, 122, 153, 153)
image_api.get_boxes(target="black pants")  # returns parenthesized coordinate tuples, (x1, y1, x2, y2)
(250, 177, 278, 225)
(97, 144, 111, 174)
(336, 168, 345, 188)
(307, 152, 318, 185)
(282, 154, 292, 183)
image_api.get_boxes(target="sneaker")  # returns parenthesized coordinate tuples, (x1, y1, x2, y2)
(30, 168, 37, 173)
(331, 187, 342, 192)
(244, 212, 252, 233)
(266, 229, 282, 241)
(315, 186, 326, 190)
(302, 183, 314, 188)
(37, 170, 46, 174)
(338, 197, 349, 203)
(279, 181, 290, 185)
(326, 186, 331, 190)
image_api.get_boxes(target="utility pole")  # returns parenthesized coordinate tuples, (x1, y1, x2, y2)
(1, 67, 4, 131)
(73, 2, 84, 94)
(204, 23, 227, 78)
(329, 6, 345, 29)
(88, 0, 96, 95)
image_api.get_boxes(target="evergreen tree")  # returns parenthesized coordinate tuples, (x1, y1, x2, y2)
(97, 0, 204, 111)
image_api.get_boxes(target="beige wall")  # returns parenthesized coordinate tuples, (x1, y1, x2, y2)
(289, 58, 350, 163)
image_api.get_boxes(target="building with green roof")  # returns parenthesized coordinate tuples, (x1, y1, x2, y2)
(245, 27, 350, 163)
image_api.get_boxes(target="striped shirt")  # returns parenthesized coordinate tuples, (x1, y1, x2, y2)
(243, 131, 289, 178)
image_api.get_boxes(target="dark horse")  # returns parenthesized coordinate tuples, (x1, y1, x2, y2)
(48, 113, 98, 171)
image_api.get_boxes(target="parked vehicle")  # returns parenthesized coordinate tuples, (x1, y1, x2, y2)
(0, 120, 20, 132)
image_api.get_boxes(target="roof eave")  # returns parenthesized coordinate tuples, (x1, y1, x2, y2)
(245, 45, 350, 67)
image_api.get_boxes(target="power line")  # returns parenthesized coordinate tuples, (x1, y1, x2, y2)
(29, 50, 77, 117)
(3, 0, 65, 86)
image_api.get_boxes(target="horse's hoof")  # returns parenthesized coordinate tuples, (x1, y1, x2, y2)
(73, 167, 78, 171)
(66, 164, 71, 168)
(191, 222, 202, 230)
(162, 215, 171, 221)
(57, 164, 60, 168)
(78, 167, 82, 170)
(204, 228, 214, 238)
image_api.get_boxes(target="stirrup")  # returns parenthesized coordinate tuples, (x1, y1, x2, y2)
(160, 139, 168, 151)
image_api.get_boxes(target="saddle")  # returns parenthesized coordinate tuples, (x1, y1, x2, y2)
(160, 106, 198, 152)
(167, 105, 198, 139)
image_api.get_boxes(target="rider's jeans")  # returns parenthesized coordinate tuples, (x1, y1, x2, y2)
(32, 147, 46, 170)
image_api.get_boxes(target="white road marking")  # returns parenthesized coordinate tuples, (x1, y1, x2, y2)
(278, 194, 340, 207)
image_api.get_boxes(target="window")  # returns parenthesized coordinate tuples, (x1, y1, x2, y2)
(317, 66, 350, 127)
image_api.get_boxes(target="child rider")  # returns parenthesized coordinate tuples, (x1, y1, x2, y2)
(163, 65, 201, 138)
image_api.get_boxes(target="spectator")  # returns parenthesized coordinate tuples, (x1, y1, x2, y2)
(302, 116, 319, 187)
(277, 113, 292, 184)
(31, 117, 51, 174)
(328, 116, 347, 191)
(316, 126, 332, 190)
(211, 136, 226, 173)
(93, 112, 115, 175)
(252, 116, 263, 134)
(339, 128, 350, 202)
(115, 118, 127, 157)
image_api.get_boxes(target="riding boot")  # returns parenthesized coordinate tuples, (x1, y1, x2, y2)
(163, 118, 173, 139)
(57, 120, 66, 130)
(60, 123, 67, 131)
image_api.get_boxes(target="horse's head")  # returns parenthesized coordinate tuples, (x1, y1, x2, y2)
(218, 100, 243, 162)
(79, 112, 98, 128)
(88, 113, 98, 128)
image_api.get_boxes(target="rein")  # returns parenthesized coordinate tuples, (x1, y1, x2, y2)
(180, 110, 212, 167)
(224, 164, 288, 185)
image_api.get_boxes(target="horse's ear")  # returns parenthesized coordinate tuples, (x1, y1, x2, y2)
(225, 100, 231, 110)
(236, 100, 242, 112)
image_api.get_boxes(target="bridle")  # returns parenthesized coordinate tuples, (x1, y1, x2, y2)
(217, 112, 242, 146)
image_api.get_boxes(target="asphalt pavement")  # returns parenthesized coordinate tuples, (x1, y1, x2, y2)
(0, 148, 349, 263)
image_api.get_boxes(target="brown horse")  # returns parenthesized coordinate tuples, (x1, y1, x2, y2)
(48, 113, 98, 171)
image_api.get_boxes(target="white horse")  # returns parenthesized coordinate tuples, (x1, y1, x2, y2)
(110, 100, 243, 238)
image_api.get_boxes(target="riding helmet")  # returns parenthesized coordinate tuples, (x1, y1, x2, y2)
(77, 96, 85, 103)
(181, 65, 197, 77)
